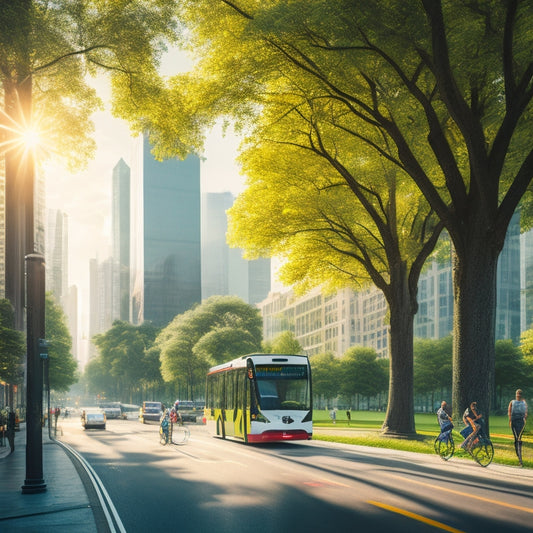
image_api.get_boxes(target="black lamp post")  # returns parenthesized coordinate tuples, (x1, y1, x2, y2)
(21, 253, 46, 494)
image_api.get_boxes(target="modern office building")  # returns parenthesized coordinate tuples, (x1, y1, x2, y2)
(88, 257, 115, 359)
(201, 191, 271, 305)
(45, 209, 68, 303)
(112, 158, 131, 321)
(130, 135, 201, 327)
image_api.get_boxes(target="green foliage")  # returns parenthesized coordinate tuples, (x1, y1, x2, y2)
(45, 293, 78, 392)
(413, 336, 453, 395)
(309, 352, 341, 402)
(91, 320, 161, 401)
(262, 331, 303, 355)
(0, 299, 25, 384)
(0, 1, 181, 170)
(340, 347, 388, 400)
(158, 295, 263, 398)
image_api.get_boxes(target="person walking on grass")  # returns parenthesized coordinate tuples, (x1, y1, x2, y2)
(508, 389, 528, 467)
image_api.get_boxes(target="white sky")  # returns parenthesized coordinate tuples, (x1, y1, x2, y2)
(44, 47, 247, 343)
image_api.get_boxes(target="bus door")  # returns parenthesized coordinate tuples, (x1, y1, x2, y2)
(223, 370, 236, 437)
(233, 369, 245, 439)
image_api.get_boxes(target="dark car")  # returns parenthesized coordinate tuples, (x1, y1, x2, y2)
(140, 401, 164, 423)
(175, 400, 204, 423)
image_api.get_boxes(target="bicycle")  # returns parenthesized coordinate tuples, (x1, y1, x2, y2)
(460, 418, 494, 467)
(159, 411, 190, 445)
(434, 423, 455, 461)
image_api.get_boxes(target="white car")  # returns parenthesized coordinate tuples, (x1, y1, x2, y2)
(81, 409, 106, 430)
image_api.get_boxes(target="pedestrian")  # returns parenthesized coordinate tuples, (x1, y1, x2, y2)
(330, 408, 336, 424)
(508, 389, 528, 467)
(7, 409, 15, 453)
(346, 410, 351, 426)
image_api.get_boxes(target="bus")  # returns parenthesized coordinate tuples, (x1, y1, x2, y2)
(204, 353, 312, 443)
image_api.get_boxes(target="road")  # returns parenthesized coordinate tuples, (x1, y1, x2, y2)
(58, 417, 533, 533)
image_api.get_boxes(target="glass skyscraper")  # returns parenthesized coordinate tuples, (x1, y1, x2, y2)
(131, 135, 201, 327)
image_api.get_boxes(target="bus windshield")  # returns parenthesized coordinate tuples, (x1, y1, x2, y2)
(254, 364, 310, 411)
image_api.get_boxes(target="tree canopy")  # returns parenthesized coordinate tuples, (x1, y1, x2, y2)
(157, 295, 263, 399)
(45, 293, 77, 392)
(0, 299, 25, 385)
(119, 1, 533, 430)
(92, 320, 161, 402)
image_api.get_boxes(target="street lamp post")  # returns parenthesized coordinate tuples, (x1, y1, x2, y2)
(21, 253, 46, 494)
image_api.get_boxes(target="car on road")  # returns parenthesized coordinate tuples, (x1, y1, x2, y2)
(81, 409, 106, 430)
(139, 401, 164, 423)
(174, 400, 205, 423)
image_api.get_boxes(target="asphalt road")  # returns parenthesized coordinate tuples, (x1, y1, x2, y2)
(58, 417, 533, 533)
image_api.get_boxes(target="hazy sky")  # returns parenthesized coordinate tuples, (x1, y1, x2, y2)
(44, 47, 246, 338)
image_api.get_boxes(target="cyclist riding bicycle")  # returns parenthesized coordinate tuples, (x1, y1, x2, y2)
(460, 401, 482, 450)
(436, 400, 454, 441)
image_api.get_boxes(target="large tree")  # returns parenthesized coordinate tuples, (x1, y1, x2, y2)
(0, 299, 25, 388)
(92, 320, 161, 402)
(158, 295, 263, 399)
(119, 1, 533, 430)
(0, 1, 180, 329)
(45, 293, 77, 392)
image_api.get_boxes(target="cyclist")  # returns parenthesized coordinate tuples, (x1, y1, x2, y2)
(160, 409, 170, 444)
(508, 389, 528, 467)
(460, 401, 482, 450)
(436, 400, 453, 439)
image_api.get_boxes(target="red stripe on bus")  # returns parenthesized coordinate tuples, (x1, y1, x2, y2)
(247, 430, 312, 443)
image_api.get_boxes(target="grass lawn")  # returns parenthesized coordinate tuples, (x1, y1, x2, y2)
(313, 409, 532, 468)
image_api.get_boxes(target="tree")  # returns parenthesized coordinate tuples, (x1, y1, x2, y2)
(124, 1, 533, 430)
(495, 339, 529, 410)
(309, 352, 341, 409)
(0, 299, 25, 390)
(0, 1, 181, 329)
(45, 293, 77, 392)
(340, 347, 388, 410)
(158, 295, 263, 398)
(262, 331, 303, 355)
(92, 321, 161, 402)
(413, 336, 453, 398)
(413, 336, 453, 413)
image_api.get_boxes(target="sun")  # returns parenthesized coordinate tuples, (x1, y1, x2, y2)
(21, 127, 41, 149)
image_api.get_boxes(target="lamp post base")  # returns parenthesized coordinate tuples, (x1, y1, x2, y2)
(21, 479, 47, 494)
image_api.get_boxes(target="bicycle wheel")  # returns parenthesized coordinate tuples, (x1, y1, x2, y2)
(172, 424, 190, 445)
(471, 438, 494, 467)
(434, 434, 454, 461)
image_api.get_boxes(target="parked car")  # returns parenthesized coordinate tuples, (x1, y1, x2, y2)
(174, 400, 204, 423)
(139, 401, 164, 423)
(81, 409, 106, 430)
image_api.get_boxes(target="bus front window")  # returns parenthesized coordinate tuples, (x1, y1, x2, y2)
(254, 365, 310, 411)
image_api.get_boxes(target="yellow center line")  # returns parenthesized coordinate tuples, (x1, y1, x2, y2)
(385, 473, 533, 514)
(368, 500, 465, 533)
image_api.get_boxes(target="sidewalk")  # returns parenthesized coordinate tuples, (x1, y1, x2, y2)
(0, 424, 100, 532)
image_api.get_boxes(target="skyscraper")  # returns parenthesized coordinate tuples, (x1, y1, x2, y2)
(201, 191, 271, 305)
(131, 135, 201, 327)
(112, 158, 131, 321)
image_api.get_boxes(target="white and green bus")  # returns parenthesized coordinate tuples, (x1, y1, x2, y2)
(204, 353, 312, 443)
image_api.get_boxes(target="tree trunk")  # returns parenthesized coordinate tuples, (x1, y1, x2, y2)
(382, 262, 417, 437)
(452, 237, 499, 433)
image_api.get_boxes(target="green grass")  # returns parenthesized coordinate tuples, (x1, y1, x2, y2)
(313, 409, 532, 468)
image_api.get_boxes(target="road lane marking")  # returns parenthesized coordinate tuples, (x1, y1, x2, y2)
(384, 473, 533, 514)
(368, 500, 465, 533)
